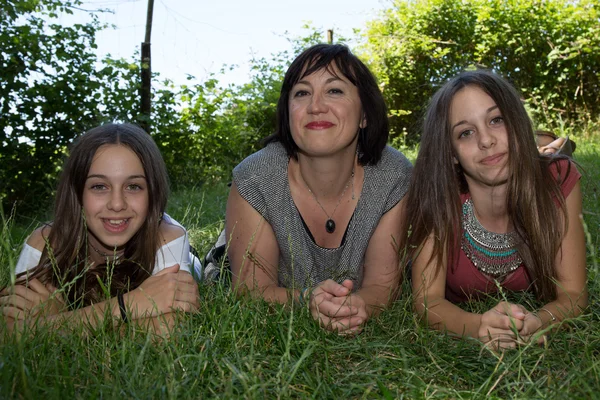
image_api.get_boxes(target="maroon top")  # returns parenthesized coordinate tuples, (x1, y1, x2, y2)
(446, 159, 581, 303)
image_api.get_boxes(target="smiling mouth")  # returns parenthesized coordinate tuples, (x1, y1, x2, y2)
(305, 121, 334, 129)
(102, 218, 130, 233)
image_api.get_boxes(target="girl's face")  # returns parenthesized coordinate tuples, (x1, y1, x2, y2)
(288, 63, 366, 158)
(449, 85, 509, 189)
(82, 144, 149, 253)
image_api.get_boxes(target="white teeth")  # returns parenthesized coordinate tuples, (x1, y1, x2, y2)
(108, 219, 126, 225)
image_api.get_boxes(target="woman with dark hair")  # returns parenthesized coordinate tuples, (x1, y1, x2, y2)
(1, 123, 200, 333)
(403, 70, 587, 349)
(226, 44, 412, 334)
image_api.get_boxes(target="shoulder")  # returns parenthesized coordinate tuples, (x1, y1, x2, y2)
(376, 146, 413, 174)
(366, 146, 413, 212)
(159, 215, 186, 244)
(26, 225, 52, 252)
(233, 142, 288, 182)
(375, 146, 413, 180)
(547, 158, 581, 197)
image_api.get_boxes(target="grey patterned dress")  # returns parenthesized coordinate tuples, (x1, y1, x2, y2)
(233, 142, 412, 289)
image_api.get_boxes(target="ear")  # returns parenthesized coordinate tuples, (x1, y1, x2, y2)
(359, 113, 367, 129)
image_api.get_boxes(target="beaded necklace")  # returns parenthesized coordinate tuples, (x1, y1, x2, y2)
(461, 198, 522, 277)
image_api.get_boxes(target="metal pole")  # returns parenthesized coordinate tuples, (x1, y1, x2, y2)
(140, 0, 154, 133)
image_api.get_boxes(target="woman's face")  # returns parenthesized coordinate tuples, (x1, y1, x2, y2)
(288, 63, 365, 158)
(449, 85, 509, 188)
(82, 144, 150, 253)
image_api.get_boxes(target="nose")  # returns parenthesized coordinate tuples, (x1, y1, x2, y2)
(108, 189, 127, 211)
(478, 127, 496, 149)
(307, 92, 328, 114)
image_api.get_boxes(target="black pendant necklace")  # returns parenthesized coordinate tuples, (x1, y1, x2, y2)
(325, 219, 336, 234)
(305, 169, 355, 234)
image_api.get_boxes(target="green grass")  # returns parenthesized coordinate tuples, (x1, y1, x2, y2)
(1, 138, 599, 399)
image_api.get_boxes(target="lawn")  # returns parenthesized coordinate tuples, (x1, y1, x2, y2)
(1, 139, 598, 399)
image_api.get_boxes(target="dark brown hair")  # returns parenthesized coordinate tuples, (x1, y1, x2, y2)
(264, 43, 389, 165)
(403, 70, 570, 301)
(20, 123, 169, 307)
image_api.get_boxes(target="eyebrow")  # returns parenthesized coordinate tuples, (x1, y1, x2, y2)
(86, 174, 146, 180)
(296, 76, 345, 86)
(451, 105, 499, 131)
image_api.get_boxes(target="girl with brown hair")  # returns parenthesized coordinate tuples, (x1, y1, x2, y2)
(1, 123, 199, 333)
(403, 70, 587, 349)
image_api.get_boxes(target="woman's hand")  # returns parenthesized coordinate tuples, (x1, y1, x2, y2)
(329, 280, 368, 334)
(0, 279, 64, 320)
(478, 301, 527, 349)
(126, 264, 199, 319)
(518, 312, 545, 344)
(307, 279, 363, 333)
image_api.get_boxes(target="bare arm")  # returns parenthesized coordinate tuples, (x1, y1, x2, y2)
(412, 233, 531, 349)
(358, 197, 405, 314)
(411, 234, 485, 339)
(1, 225, 199, 335)
(226, 182, 292, 302)
(520, 181, 588, 336)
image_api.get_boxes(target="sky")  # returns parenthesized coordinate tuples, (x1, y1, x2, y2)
(70, 0, 392, 87)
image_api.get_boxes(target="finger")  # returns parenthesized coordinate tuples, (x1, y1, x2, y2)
(46, 282, 59, 293)
(0, 293, 32, 311)
(175, 271, 196, 283)
(329, 295, 356, 306)
(326, 316, 364, 332)
(310, 289, 334, 304)
(26, 279, 51, 296)
(172, 300, 198, 313)
(2, 306, 26, 320)
(494, 302, 526, 319)
(494, 339, 517, 350)
(314, 300, 357, 318)
(12, 285, 45, 307)
(317, 279, 351, 297)
(156, 264, 180, 276)
(340, 279, 354, 292)
(175, 289, 200, 305)
(330, 315, 364, 330)
(174, 281, 199, 295)
(481, 328, 518, 344)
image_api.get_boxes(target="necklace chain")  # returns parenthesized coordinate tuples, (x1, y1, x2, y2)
(89, 241, 123, 261)
(304, 168, 355, 234)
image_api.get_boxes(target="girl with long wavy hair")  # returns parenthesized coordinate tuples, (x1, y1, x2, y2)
(403, 70, 587, 349)
(1, 123, 199, 334)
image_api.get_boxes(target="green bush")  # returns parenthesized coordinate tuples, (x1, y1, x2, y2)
(361, 0, 600, 142)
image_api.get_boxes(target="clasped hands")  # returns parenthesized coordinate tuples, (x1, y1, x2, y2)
(306, 279, 368, 335)
(478, 301, 546, 350)
(0, 264, 199, 326)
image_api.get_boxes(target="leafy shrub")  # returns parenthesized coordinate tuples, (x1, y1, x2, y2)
(361, 0, 600, 142)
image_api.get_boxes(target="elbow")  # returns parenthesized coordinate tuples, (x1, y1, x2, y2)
(556, 288, 588, 317)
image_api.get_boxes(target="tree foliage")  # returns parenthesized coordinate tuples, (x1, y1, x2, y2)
(2, 0, 598, 212)
(0, 0, 112, 212)
(361, 0, 600, 141)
